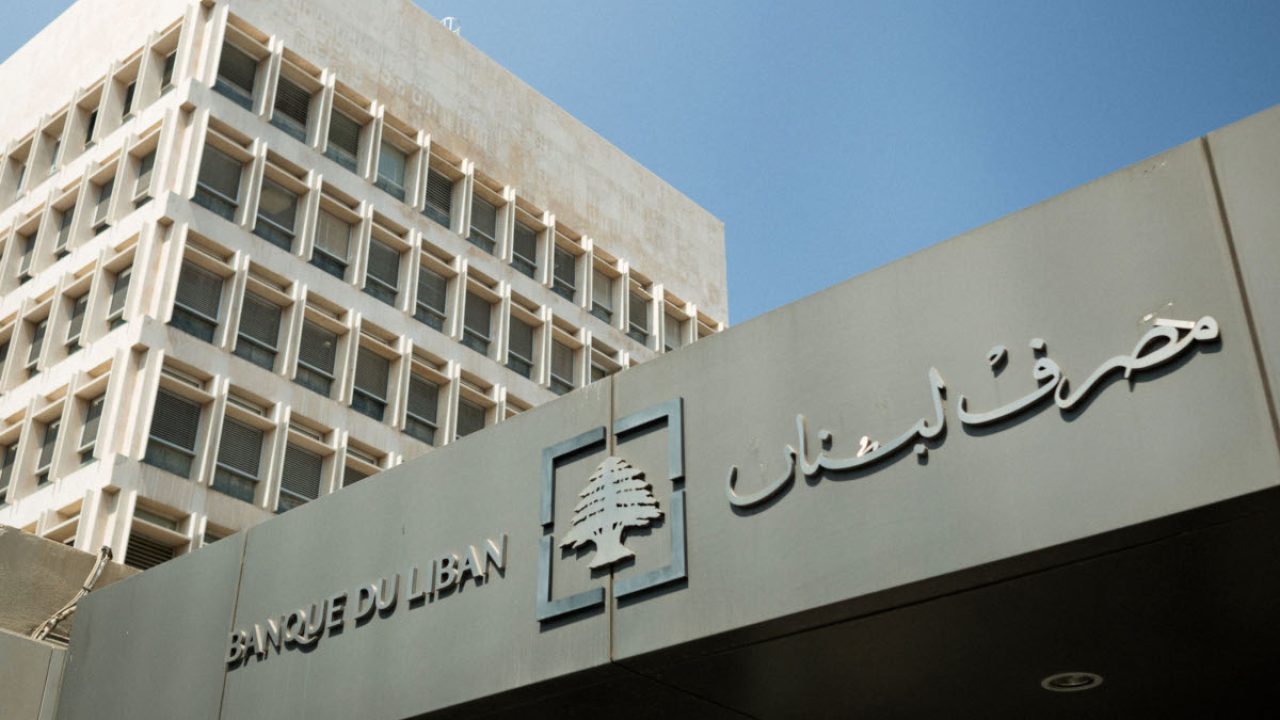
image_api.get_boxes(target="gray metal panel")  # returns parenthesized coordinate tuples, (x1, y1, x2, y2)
(220, 385, 612, 720)
(37, 648, 64, 720)
(609, 135, 1280, 662)
(55, 532, 247, 720)
(0, 630, 56, 720)
(1205, 104, 1280, 428)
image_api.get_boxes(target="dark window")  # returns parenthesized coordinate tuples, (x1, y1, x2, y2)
(512, 222, 538, 278)
(414, 266, 448, 331)
(591, 270, 613, 324)
(553, 247, 576, 301)
(405, 375, 439, 445)
(253, 179, 298, 251)
(296, 321, 338, 396)
(171, 261, 222, 342)
(134, 151, 156, 208)
(84, 110, 98, 146)
(0, 444, 16, 506)
(214, 42, 257, 109)
(234, 294, 281, 370)
(352, 347, 389, 421)
(272, 76, 310, 142)
(326, 110, 360, 171)
(664, 313, 684, 352)
(364, 240, 400, 305)
(122, 81, 137, 118)
(79, 396, 104, 464)
(468, 195, 497, 253)
(17, 233, 36, 280)
(423, 169, 452, 227)
(456, 399, 485, 439)
(312, 210, 350, 279)
(143, 389, 201, 478)
(54, 206, 75, 255)
(343, 466, 369, 487)
(65, 295, 88, 352)
(376, 141, 406, 201)
(92, 178, 114, 233)
(26, 319, 47, 375)
(107, 267, 131, 327)
(124, 533, 176, 570)
(161, 51, 177, 91)
(507, 316, 534, 378)
(194, 145, 241, 221)
(35, 420, 59, 486)
(278, 444, 322, 512)
(213, 418, 263, 503)
(628, 292, 650, 345)
(550, 341, 574, 395)
(462, 292, 491, 355)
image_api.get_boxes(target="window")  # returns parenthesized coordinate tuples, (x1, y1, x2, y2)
(0, 444, 16, 505)
(272, 76, 310, 142)
(507, 316, 534, 378)
(664, 313, 684, 352)
(468, 195, 497, 254)
(591, 269, 613, 324)
(84, 110, 98, 147)
(0, 341, 8, 381)
(92, 178, 114, 234)
(54, 206, 75, 256)
(278, 444, 322, 512)
(254, 179, 298, 251)
(326, 110, 360, 171)
(213, 418, 263, 503)
(65, 295, 88, 352)
(512, 222, 538, 278)
(550, 341, 575, 395)
(414, 266, 448, 331)
(35, 420, 59, 486)
(364, 240, 400, 305)
(107, 267, 131, 327)
(194, 145, 241, 220)
(26, 319, 47, 376)
(296, 320, 337, 396)
(161, 51, 177, 91)
(48, 139, 61, 172)
(124, 532, 175, 570)
(344, 466, 369, 486)
(171, 261, 222, 342)
(424, 169, 452, 227)
(144, 389, 201, 478)
(456, 399, 485, 439)
(405, 375, 439, 445)
(133, 151, 156, 208)
(312, 210, 350, 279)
(17, 233, 36, 281)
(122, 81, 137, 119)
(376, 141, 407, 201)
(13, 161, 27, 196)
(628, 291, 650, 344)
(78, 396, 103, 464)
(462, 292, 491, 355)
(553, 246, 576, 301)
(214, 42, 257, 109)
(352, 346, 389, 421)
(234, 294, 281, 370)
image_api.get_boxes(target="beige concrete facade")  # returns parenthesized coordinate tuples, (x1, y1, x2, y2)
(0, 0, 725, 570)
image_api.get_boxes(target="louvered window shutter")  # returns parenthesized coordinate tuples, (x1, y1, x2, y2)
(630, 292, 649, 331)
(175, 262, 223, 320)
(198, 146, 242, 200)
(28, 321, 47, 365)
(109, 268, 131, 318)
(554, 248, 575, 286)
(378, 142, 406, 185)
(513, 223, 537, 262)
(456, 400, 485, 438)
(471, 196, 497, 239)
(344, 466, 369, 486)
(552, 341, 574, 382)
(218, 43, 257, 93)
(298, 321, 337, 373)
(125, 533, 175, 570)
(135, 151, 156, 197)
(281, 445, 323, 500)
(509, 317, 534, 361)
(417, 268, 447, 312)
(274, 76, 310, 127)
(407, 376, 439, 423)
(425, 170, 453, 218)
(0, 446, 16, 493)
(66, 296, 88, 342)
(593, 270, 613, 310)
(328, 111, 360, 158)
(464, 293, 491, 338)
(217, 418, 263, 479)
(239, 294, 281, 349)
(665, 313, 683, 350)
(257, 179, 298, 231)
(38, 421, 59, 470)
(355, 347, 389, 401)
(315, 211, 350, 259)
(80, 396, 104, 450)
(150, 390, 201, 451)
(366, 241, 400, 289)
(95, 179, 114, 221)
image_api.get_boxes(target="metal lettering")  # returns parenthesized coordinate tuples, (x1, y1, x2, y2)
(484, 534, 507, 574)
(326, 592, 347, 632)
(225, 631, 246, 664)
(354, 584, 379, 622)
(435, 554, 459, 592)
(406, 566, 428, 603)
(377, 574, 399, 611)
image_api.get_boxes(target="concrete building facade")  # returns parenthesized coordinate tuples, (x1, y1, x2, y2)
(0, 0, 726, 570)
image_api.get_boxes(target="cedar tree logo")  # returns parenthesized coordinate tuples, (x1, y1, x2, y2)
(538, 398, 687, 623)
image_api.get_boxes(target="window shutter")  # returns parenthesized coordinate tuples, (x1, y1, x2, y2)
(464, 293, 491, 338)
(0, 446, 16, 493)
(198, 145, 242, 200)
(109, 268, 131, 318)
(328, 111, 360, 157)
(456, 400, 485, 438)
(135, 152, 156, 197)
(66, 296, 88, 341)
(471, 196, 497, 238)
(426, 170, 453, 217)
(298, 321, 337, 373)
(281, 445, 322, 500)
(593, 270, 613, 310)
(150, 390, 200, 451)
(629, 292, 649, 331)
(315, 211, 350, 259)
(509, 317, 534, 361)
(257, 179, 298, 231)
(28, 321, 47, 365)
(407, 376, 439, 423)
(217, 418, 263, 478)
(513, 223, 537, 262)
(665, 313, 683, 350)
(218, 43, 257, 93)
(354, 347, 389, 400)
(344, 466, 369, 486)
(175, 262, 223, 321)
(125, 533, 175, 570)
(417, 268, 447, 312)
(80, 396, 104, 450)
(366, 240, 400, 289)
(94, 178, 114, 222)
(38, 421, 59, 470)
(238, 294, 281, 349)
(378, 142, 406, 185)
(552, 341, 574, 382)
(274, 76, 310, 127)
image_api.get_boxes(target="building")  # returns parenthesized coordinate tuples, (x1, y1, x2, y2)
(0, 0, 727, 571)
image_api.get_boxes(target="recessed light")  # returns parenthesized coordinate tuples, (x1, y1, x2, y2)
(1041, 672, 1104, 692)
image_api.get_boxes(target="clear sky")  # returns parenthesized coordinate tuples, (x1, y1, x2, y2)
(6, 1, 1280, 323)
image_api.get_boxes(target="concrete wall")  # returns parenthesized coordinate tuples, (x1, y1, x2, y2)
(49, 104, 1280, 718)
(0, 0, 727, 320)
(0, 630, 65, 720)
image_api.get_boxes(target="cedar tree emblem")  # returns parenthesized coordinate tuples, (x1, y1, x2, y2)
(559, 456, 662, 569)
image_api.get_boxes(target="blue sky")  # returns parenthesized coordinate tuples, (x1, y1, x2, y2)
(6, 2, 1280, 323)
